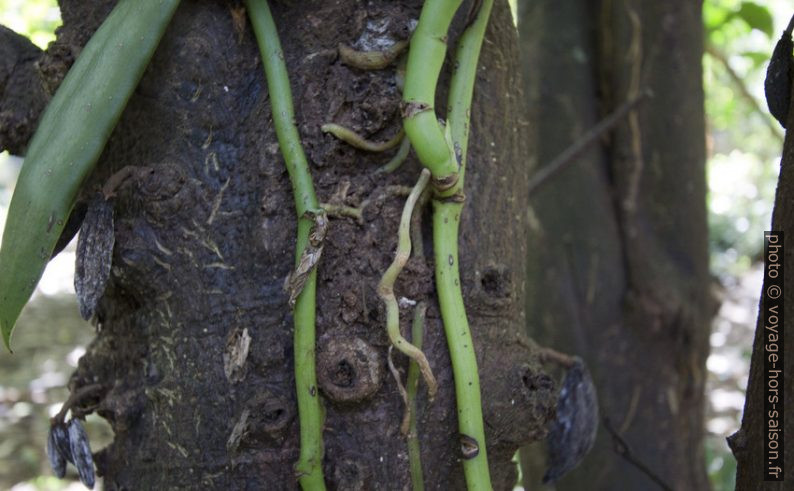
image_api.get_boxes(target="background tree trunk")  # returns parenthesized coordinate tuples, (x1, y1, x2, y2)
(1, 0, 556, 488)
(731, 82, 794, 489)
(518, 0, 712, 489)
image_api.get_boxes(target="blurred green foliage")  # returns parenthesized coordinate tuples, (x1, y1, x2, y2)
(0, 0, 60, 48)
(0, 0, 60, 225)
(706, 435, 739, 491)
(704, 0, 786, 278)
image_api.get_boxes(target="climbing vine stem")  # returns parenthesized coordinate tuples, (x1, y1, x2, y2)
(438, 1, 494, 488)
(403, 305, 429, 435)
(402, 0, 463, 191)
(405, 0, 495, 489)
(406, 301, 428, 491)
(245, 1, 326, 488)
(445, 0, 493, 193)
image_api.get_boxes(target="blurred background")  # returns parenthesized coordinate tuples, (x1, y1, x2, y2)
(0, 0, 789, 489)
(0, 3, 112, 489)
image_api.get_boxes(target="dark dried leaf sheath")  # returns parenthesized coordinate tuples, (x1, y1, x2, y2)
(47, 425, 68, 478)
(285, 210, 327, 307)
(51, 422, 74, 463)
(74, 196, 115, 320)
(544, 358, 599, 484)
(68, 418, 96, 489)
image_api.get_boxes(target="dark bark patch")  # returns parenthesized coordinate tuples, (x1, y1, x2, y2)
(317, 333, 383, 404)
(0, 26, 48, 155)
(96, 384, 146, 434)
(36, 42, 75, 95)
(340, 289, 360, 324)
(396, 257, 434, 299)
(479, 264, 512, 299)
(134, 163, 195, 222)
(482, 359, 557, 451)
(331, 457, 371, 491)
(228, 391, 294, 454)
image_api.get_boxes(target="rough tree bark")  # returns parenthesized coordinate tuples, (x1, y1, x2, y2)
(0, 0, 555, 488)
(518, 0, 712, 490)
(730, 74, 794, 489)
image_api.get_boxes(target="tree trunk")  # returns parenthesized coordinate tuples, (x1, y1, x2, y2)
(0, 0, 555, 488)
(518, 0, 712, 489)
(730, 77, 794, 489)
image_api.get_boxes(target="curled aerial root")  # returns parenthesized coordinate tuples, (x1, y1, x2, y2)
(402, 301, 428, 435)
(338, 39, 408, 70)
(376, 136, 412, 174)
(387, 346, 410, 432)
(377, 169, 437, 399)
(321, 203, 364, 224)
(321, 123, 404, 153)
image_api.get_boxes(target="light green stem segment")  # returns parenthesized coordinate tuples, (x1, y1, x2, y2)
(378, 169, 438, 399)
(406, 302, 428, 491)
(245, 1, 325, 488)
(433, 0, 495, 489)
(402, 0, 463, 186)
(433, 201, 490, 490)
(0, 0, 181, 350)
(445, 0, 494, 195)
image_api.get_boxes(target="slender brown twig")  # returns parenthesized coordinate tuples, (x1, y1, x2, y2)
(527, 91, 650, 196)
(705, 43, 784, 144)
(53, 384, 104, 424)
(602, 417, 674, 491)
(537, 346, 578, 369)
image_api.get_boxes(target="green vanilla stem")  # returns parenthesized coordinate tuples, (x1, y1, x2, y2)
(434, 0, 494, 489)
(402, 0, 463, 188)
(433, 202, 490, 489)
(245, 1, 326, 489)
(446, 0, 493, 193)
(406, 302, 428, 491)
